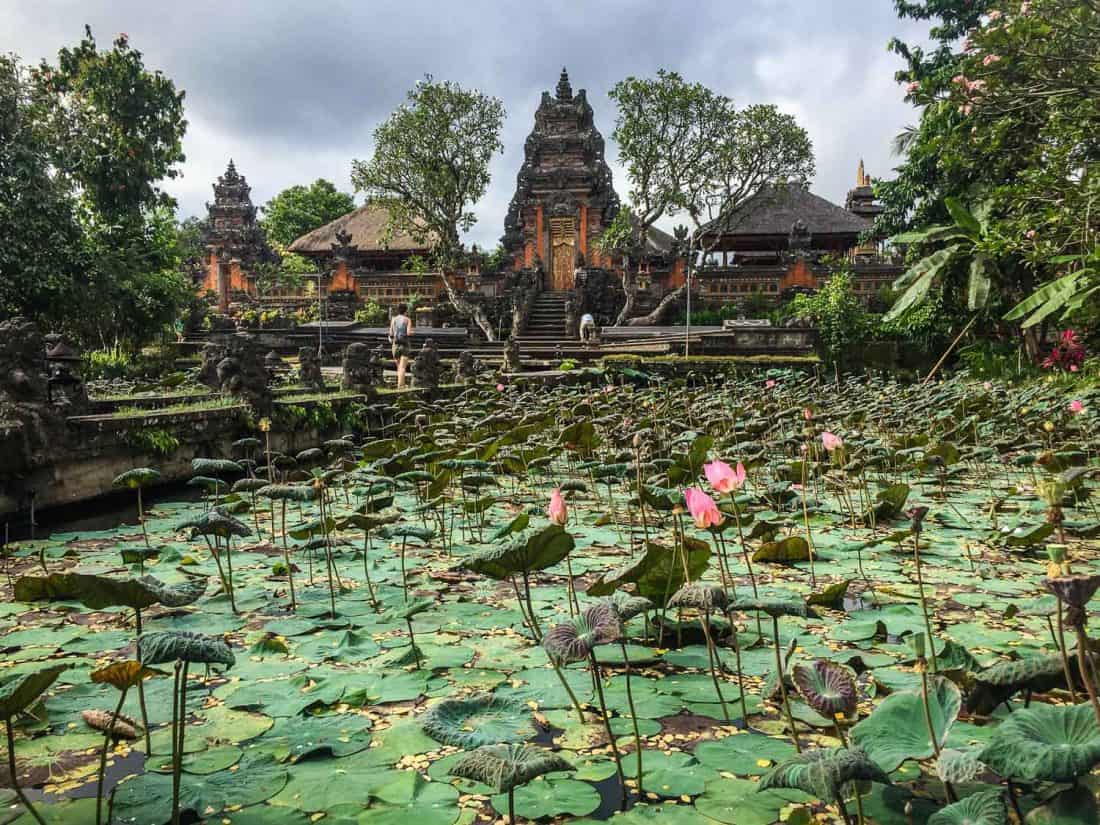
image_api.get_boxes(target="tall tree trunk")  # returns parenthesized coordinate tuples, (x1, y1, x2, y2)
(438, 271, 496, 341)
(614, 267, 639, 326)
(625, 284, 685, 327)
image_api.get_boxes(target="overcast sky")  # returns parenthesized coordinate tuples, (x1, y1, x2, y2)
(6, 1, 930, 248)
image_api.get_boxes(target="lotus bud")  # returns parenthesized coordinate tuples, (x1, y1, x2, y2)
(632, 432, 642, 450)
(547, 488, 568, 527)
(1043, 420, 1055, 433)
(1047, 544, 1070, 577)
(258, 418, 271, 433)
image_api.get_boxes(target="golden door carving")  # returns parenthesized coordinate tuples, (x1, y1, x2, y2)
(549, 216, 576, 291)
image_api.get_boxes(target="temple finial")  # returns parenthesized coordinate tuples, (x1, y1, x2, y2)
(857, 158, 867, 187)
(556, 67, 572, 101)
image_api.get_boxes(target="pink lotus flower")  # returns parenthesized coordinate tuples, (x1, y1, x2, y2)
(983, 381, 993, 390)
(684, 487, 723, 530)
(496, 383, 504, 391)
(1026, 229, 1037, 239)
(765, 379, 776, 389)
(547, 488, 568, 526)
(906, 81, 920, 95)
(822, 431, 843, 453)
(1070, 400, 1085, 414)
(983, 54, 1001, 66)
(704, 460, 746, 494)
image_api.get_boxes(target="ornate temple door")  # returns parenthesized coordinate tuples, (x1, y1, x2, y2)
(549, 217, 576, 291)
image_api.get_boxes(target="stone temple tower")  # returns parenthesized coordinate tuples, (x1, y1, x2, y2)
(501, 68, 620, 290)
(199, 160, 273, 311)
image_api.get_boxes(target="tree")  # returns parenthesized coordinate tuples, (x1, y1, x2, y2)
(881, 0, 1100, 348)
(604, 71, 814, 326)
(876, 0, 998, 236)
(37, 27, 186, 221)
(7, 28, 192, 351)
(786, 272, 872, 366)
(260, 179, 355, 248)
(351, 76, 505, 339)
(0, 55, 88, 326)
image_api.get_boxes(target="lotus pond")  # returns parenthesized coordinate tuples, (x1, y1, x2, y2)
(3, 370, 1099, 825)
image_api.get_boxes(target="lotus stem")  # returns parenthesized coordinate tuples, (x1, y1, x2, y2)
(1055, 605, 1079, 701)
(96, 686, 130, 825)
(799, 457, 817, 589)
(361, 531, 378, 611)
(511, 577, 539, 641)
(5, 717, 46, 825)
(170, 661, 183, 825)
(521, 571, 542, 641)
(550, 660, 587, 725)
(507, 787, 515, 824)
(619, 640, 644, 797)
(283, 502, 296, 612)
(407, 619, 422, 669)
(224, 536, 238, 614)
(1074, 624, 1100, 727)
(400, 537, 409, 603)
(912, 532, 938, 673)
(588, 652, 626, 811)
(724, 609, 750, 721)
(771, 615, 801, 753)
(918, 667, 953, 803)
(729, 494, 764, 642)
(137, 486, 150, 554)
(134, 608, 152, 754)
(700, 608, 730, 722)
(834, 722, 864, 825)
(564, 555, 579, 617)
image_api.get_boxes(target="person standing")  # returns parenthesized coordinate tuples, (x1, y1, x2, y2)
(389, 303, 414, 389)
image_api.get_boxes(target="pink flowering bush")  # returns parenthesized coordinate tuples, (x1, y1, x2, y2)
(1041, 329, 1086, 373)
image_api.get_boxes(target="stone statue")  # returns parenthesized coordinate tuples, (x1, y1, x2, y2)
(297, 346, 325, 391)
(564, 296, 578, 339)
(45, 335, 88, 412)
(198, 342, 226, 391)
(341, 342, 375, 394)
(218, 333, 272, 414)
(412, 338, 443, 390)
(367, 345, 386, 386)
(503, 338, 522, 374)
(264, 350, 285, 384)
(0, 318, 77, 475)
(453, 350, 481, 384)
(0, 318, 47, 405)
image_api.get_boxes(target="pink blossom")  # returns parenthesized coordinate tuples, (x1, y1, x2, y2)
(1070, 400, 1085, 414)
(983, 54, 1001, 66)
(704, 460, 747, 494)
(765, 379, 776, 389)
(496, 383, 504, 391)
(1020, 1, 1031, 13)
(960, 104, 974, 116)
(1071, 364, 1079, 372)
(953, 74, 968, 85)
(983, 381, 993, 390)
(1026, 229, 1037, 239)
(547, 488, 568, 526)
(907, 81, 920, 95)
(988, 9, 1003, 20)
(822, 431, 843, 453)
(684, 487, 724, 530)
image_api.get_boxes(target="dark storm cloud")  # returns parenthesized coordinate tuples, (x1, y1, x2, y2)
(5, 1, 929, 247)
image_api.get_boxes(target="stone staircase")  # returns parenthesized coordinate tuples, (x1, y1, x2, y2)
(518, 291, 571, 345)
